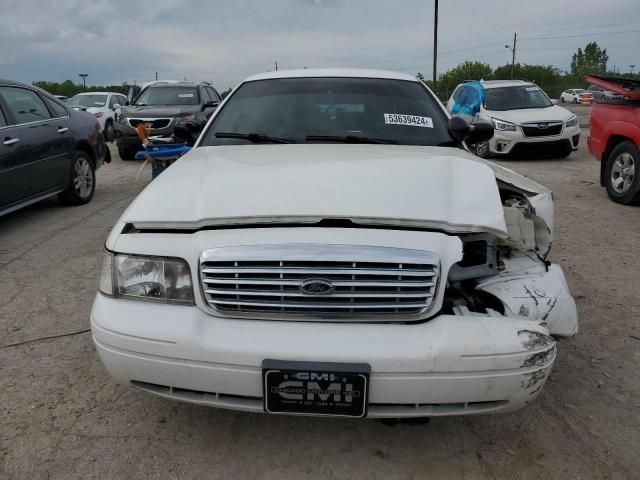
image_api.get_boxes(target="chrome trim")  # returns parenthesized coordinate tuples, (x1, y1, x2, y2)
(520, 121, 564, 137)
(3, 138, 19, 145)
(199, 244, 441, 322)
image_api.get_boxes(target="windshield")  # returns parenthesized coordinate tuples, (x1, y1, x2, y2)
(485, 85, 552, 111)
(200, 77, 453, 146)
(134, 86, 200, 106)
(68, 94, 107, 108)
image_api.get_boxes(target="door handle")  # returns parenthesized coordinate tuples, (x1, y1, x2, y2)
(57, 127, 69, 133)
(3, 137, 19, 146)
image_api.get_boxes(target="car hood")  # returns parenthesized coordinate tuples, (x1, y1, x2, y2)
(487, 105, 573, 124)
(121, 105, 200, 118)
(119, 144, 514, 236)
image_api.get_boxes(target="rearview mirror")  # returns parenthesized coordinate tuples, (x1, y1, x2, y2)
(448, 116, 494, 145)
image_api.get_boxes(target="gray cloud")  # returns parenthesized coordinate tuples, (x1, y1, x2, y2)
(1, 0, 638, 89)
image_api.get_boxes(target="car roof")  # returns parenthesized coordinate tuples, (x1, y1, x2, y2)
(73, 91, 124, 96)
(477, 79, 533, 89)
(243, 68, 419, 83)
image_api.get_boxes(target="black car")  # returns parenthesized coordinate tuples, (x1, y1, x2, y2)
(0, 79, 110, 217)
(115, 81, 221, 160)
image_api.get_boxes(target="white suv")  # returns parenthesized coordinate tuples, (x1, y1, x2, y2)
(68, 92, 128, 141)
(447, 80, 580, 158)
(91, 69, 577, 419)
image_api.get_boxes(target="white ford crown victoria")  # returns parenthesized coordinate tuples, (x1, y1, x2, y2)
(92, 69, 578, 419)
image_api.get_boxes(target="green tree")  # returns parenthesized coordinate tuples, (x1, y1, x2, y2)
(493, 63, 563, 97)
(436, 61, 493, 99)
(416, 72, 426, 83)
(570, 42, 609, 75)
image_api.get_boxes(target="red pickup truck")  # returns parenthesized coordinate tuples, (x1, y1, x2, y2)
(586, 75, 640, 205)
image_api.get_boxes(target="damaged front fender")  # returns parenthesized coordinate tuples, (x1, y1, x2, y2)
(476, 256, 579, 337)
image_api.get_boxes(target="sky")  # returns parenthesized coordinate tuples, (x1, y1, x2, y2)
(1, 0, 638, 89)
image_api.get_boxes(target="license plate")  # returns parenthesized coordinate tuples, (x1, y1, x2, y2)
(263, 360, 370, 418)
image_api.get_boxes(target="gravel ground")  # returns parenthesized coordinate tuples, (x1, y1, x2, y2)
(1, 119, 639, 479)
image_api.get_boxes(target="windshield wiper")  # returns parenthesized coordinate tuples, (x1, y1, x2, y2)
(306, 135, 398, 144)
(215, 132, 294, 144)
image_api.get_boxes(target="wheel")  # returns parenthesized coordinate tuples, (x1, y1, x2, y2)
(58, 151, 96, 205)
(474, 141, 491, 159)
(104, 121, 115, 142)
(560, 96, 565, 103)
(604, 141, 640, 205)
(572, 97, 578, 104)
(118, 148, 136, 161)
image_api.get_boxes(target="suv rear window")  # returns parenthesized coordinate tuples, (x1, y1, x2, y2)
(134, 87, 200, 106)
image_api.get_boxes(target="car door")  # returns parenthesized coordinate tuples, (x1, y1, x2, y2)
(0, 100, 28, 209)
(0, 86, 73, 197)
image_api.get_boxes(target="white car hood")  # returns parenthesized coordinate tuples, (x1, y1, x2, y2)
(121, 144, 510, 236)
(487, 105, 573, 124)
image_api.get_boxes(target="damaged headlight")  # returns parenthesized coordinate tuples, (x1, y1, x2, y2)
(491, 118, 517, 131)
(565, 115, 578, 128)
(98, 251, 194, 304)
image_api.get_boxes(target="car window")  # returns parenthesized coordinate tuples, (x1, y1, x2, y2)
(0, 108, 6, 127)
(45, 97, 68, 118)
(451, 85, 463, 102)
(485, 85, 552, 111)
(201, 88, 213, 103)
(201, 77, 454, 147)
(134, 86, 200, 106)
(211, 88, 222, 102)
(0, 86, 52, 124)
(108, 96, 118, 108)
(68, 94, 108, 108)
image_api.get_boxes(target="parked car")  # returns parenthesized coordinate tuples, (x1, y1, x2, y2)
(0, 79, 109, 217)
(447, 79, 580, 158)
(92, 69, 578, 419)
(587, 84, 626, 102)
(68, 92, 128, 142)
(115, 81, 221, 160)
(560, 88, 593, 104)
(586, 75, 640, 205)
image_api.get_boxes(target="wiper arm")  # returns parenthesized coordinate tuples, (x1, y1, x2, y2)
(215, 132, 294, 144)
(306, 135, 398, 144)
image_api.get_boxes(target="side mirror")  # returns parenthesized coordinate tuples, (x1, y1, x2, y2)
(448, 116, 494, 145)
(204, 100, 219, 109)
(112, 103, 121, 110)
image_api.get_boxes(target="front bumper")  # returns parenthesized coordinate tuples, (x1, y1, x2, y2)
(115, 121, 176, 152)
(91, 293, 556, 418)
(489, 124, 581, 155)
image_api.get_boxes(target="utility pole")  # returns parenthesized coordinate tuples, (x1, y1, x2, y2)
(432, 0, 438, 91)
(78, 73, 88, 88)
(504, 33, 517, 79)
(155, 72, 158, 81)
(275, 61, 278, 71)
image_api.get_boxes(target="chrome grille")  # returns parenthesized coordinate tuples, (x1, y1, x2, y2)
(199, 245, 440, 321)
(521, 121, 563, 137)
(128, 118, 172, 129)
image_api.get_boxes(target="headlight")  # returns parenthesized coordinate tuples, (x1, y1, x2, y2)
(98, 251, 194, 304)
(117, 114, 128, 125)
(566, 116, 578, 128)
(94, 112, 104, 118)
(491, 118, 517, 131)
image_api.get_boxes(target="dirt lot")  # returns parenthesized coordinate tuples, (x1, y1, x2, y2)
(1, 115, 639, 479)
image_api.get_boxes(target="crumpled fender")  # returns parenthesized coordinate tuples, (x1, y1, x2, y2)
(475, 256, 578, 337)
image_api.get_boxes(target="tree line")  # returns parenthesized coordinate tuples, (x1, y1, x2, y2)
(419, 42, 638, 100)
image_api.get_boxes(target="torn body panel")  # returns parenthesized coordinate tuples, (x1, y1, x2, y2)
(475, 255, 578, 337)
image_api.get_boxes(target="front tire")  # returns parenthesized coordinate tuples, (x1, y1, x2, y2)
(118, 148, 136, 161)
(104, 121, 115, 142)
(58, 151, 96, 205)
(604, 141, 640, 205)
(474, 141, 491, 159)
(560, 96, 565, 103)
(572, 97, 578, 104)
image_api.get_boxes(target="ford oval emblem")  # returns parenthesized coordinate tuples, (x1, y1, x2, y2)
(300, 278, 335, 296)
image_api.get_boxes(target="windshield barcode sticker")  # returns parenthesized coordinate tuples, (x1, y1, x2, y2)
(178, 93, 194, 98)
(384, 114, 433, 128)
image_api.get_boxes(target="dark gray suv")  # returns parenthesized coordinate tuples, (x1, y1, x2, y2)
(0, 79, 110, 217)
(115, 81, 221, 160)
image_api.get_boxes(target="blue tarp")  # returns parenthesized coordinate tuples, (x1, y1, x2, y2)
(450, 81, 484, 117)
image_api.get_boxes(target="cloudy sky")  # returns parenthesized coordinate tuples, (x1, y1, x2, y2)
(1, 0, 638, 89)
